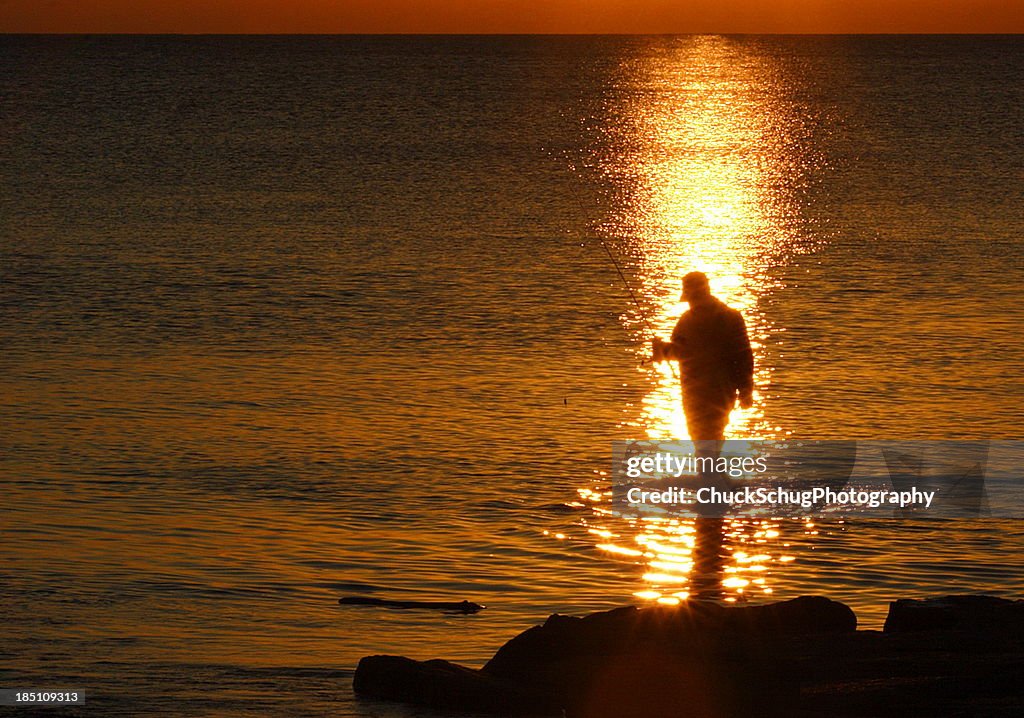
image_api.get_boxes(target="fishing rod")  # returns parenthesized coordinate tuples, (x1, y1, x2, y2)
(562, 176, 655, 336)
(558, 156, 677, 377)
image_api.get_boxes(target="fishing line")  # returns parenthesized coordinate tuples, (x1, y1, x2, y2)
(554, 152, 677, 377)
(562, 174, 655, 335)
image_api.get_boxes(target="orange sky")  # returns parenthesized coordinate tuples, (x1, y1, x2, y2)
(2, 0, 1022, 34)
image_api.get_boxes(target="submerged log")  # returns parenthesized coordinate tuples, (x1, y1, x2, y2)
(339, 596, 485, 613)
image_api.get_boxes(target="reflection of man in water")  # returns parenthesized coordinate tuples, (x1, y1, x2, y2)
(690, 517, 726, 599)
(653, 272, 754, 442)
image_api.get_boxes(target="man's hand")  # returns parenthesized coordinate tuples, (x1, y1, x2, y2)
(738, 388, 754, 410)
(651, 337, 668, 363)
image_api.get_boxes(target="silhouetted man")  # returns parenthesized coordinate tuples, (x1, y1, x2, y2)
(653, 272, 754, 442)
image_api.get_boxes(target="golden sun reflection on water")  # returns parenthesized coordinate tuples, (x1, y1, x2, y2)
(582, 482, 804, 604)
(581, 37, 820, 605)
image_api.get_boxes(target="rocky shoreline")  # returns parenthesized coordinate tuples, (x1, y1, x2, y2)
(354, 595, 1024, 717)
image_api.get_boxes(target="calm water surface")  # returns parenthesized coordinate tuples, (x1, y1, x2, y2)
(2, 35, 1023, 716)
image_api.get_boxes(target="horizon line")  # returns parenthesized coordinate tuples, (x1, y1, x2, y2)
(3, 31, 1024, 37)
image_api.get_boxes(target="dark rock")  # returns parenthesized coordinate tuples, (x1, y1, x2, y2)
(716, 594, 858, 634)
(352, 595, 1024, 717)
(353, 655, 560, 715)
(793, 629, 1024, 717)
(883, 595, 1024, 634)
(484, 596, 854, 680)
(479, 597, 852, 717)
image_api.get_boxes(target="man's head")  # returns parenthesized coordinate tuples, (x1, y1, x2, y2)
(681, 271, 711, 304)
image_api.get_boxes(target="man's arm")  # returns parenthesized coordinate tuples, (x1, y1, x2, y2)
(731, 312, 755, 408)
(652, 336, 683, 362)
(652, 314, 688, 363)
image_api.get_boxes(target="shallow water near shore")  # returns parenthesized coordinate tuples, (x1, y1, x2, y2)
(2, 35, 1024, 716)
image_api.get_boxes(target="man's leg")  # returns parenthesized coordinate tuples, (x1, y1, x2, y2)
(683, 390, 732, 443)
(684, 386, 736, 517)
